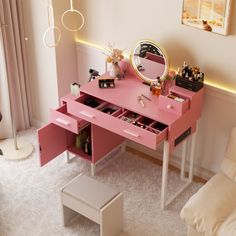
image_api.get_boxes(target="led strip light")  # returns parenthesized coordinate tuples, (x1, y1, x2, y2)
(75, 38, 236, 95)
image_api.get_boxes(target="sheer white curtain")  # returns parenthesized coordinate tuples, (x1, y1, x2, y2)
(0, 29, 12, 138)
(0, 0, 31, 139)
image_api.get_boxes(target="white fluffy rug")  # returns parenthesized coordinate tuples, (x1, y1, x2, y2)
(0, 128, 203, 236)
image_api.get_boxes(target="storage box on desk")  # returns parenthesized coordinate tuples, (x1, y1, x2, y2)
(175, 76, 204, 92)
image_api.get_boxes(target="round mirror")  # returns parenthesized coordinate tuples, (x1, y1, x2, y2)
(130, 40, 169, 84)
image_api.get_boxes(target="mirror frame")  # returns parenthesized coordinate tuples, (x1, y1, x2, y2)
(130, 39, 169, 84)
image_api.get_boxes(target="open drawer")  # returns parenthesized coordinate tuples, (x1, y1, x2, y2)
(67, 94, 168, 150)
(159, 92, 190, 115)
(50, 104, 88, 133)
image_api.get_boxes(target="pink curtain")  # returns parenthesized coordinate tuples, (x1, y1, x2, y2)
(0, 0, 31, 138)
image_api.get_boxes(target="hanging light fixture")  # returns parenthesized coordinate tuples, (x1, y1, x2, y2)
(61, 0, 85, 32)
(43, 0, 61, 48)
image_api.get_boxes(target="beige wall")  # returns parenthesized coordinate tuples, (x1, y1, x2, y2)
(53, 1, 78, 98)
(22, 0, 59, 124)
(24, 0, 236, 123)
(76, 0, 236, 90)
(22, 0, 78, 125)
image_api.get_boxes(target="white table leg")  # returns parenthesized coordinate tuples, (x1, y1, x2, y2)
(188, 131, 197, 182)
(161, 141, 170, 210)
(65, 150, 70, 163)
(91, 163, 95, 176)
(161, 123, 199, 209)
(181, 140, 187, 180)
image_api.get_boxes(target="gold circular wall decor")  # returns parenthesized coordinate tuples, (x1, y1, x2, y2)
(43, 26, 61, 48)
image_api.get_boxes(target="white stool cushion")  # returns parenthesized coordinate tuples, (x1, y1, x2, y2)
(180, 172, 236, 236)
(62, 175, 120, 210)
(221, 127, 236, 182)
(218, 209, 236, 236)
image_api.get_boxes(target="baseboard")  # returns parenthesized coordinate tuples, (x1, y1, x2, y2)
(31, 118, 45, 129)
(126, 141, 214, 181)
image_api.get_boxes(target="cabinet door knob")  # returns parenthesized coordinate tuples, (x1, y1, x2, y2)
(167, 104, 173, 109)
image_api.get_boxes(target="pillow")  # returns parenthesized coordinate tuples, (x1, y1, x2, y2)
(224, 127, 236, 162)
(220, 126, 236, 181)
(180, 172, 236, 236)
(218, 209, 236, 236)
(221, 158, 236, 182)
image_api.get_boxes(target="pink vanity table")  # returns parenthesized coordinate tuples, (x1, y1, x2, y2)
(38, 64, 204, 210)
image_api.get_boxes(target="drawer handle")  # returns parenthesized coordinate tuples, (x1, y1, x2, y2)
(123, 129, 140, 138)
(79, 111, 95, 119)
(55, 118, 70, 126)
(167, 104, 173, 109)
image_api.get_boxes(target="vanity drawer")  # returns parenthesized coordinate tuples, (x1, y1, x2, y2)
(50, 105, 88, 133)
(159, 94, 190, 115)
(67, 96, 168, 150)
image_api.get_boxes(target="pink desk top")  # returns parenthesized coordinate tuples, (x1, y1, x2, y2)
(80, 74, 179, 126)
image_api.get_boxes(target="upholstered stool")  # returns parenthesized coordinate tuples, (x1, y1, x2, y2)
(61, 174, 123, 236)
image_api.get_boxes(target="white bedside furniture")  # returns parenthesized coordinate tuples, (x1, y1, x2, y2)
(61, 174, 123, 236)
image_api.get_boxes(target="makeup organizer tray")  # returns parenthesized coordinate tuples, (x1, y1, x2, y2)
(98, 104, 121, 116)
(117, 110, 167, 134)
(98, 78, 115, 88)
(79, 95, 122, 116)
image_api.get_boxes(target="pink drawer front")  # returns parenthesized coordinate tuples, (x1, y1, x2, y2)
(50, 104, 88, 133)
(159, 94, 190, 115)
(67, 96, 168, 150)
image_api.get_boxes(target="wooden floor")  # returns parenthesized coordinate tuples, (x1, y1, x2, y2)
(126, 146, 207, 184)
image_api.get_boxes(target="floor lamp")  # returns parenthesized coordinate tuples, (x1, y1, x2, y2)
(0, 30, 33, 160)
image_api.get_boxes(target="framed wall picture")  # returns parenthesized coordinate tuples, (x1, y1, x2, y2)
(182, 0, 232, 35)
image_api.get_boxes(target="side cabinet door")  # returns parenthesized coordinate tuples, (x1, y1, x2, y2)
(38, 123, 67, 166)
